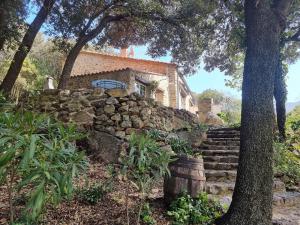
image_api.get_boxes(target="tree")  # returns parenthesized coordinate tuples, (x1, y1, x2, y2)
(0, 0, 56, 95)
(46, 0, 216, 89)
(216, 1, 293, 224)
(0, 0, 27, 51)
(201, 1, 300, 140)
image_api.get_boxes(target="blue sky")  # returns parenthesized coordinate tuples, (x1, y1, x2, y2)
(134, 46, 300, 102)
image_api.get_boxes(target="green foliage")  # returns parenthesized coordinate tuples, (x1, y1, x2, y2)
(140, 203, 157, 225)
(76, 183, 110, 205)
(119, 133, 173, 224)
(167, 193, 225, 225)
(167, 138, 193, 156)
(0, 111, 88, 223)
(120, 133, 172, 194)
(195, 124, 209, 132)
(197, 89, 225, 105)
(286, 106, 300, 150)
(274, 142, 300, 187)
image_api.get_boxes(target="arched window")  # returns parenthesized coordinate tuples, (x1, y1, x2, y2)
(91, 80, 127, 89)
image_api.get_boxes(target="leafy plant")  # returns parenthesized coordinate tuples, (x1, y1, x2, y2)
(76, 183, 110, 205)
(167, 193, 225, 225)
(274, 142, 300, 187)
(140, 203, 157, 225)
(146, 129, 164, 141)
(119, 133, 173, 225)
(167, 138, 194, 156)
(0, 111, 88, 223)
(195, 124, 209, 132)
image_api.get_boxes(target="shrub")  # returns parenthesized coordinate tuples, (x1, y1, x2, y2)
(167, 138, 194, 156)
(76, 183, 110, 205)
(167, 193, 225, 225)
(274, 142, 300, 187)
(140, 203, 157, 225)
(120, 133, 173, 225)
(0, 111, 88, 223)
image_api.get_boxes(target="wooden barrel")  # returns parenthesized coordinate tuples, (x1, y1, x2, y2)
(164, 155, 206, 203)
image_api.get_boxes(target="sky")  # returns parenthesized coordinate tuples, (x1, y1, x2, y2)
(134, 46, 300, 103)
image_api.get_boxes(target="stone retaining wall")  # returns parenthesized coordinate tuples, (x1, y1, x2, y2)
(22, 88, 199, 140)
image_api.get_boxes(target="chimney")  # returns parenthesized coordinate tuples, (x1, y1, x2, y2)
(120, 48, 127, 57)
(128, 46, 134, 58)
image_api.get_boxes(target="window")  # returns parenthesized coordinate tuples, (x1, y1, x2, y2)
(91, 80, 127, 89)
(135, 82, 146, 96)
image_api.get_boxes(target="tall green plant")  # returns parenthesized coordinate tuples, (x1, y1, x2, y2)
(0, 111, 88, 223)
(120, 133, 172, 225)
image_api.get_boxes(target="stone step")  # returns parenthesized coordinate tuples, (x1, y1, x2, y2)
(205, 170, 237, 182)
(202, 140, 240, 146)
(207, 130, 240, 135)
(207, 138, 240, 142)
(201, 150, 240, 156)
(207, 133, 240, 138)
(201, 144, 240, 150)
(203, 155, 239, 163)
(206, 179, 286, 196)
(273, 192, 300, 207)
(205, 181, 235, 195)
(204, 162, 238, 170)
(208, 127, 240, 132)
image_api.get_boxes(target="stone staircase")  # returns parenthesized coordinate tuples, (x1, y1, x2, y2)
(197, 127, 300, 224)
(198, 127, 240, 195)
(198, 128, 297, 197)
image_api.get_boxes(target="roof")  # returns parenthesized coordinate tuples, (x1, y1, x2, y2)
(70, 67, 132, 78)
(80, 50, 177, 66)
(70, 67, 168, 78)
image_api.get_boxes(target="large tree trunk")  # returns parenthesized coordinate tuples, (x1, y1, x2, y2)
(57, 40, 86, 89)
(274, 57, 287, 141)
(215, 1, 289, 225)
(0, 0, 55, 95)
(0, 1, 7, 50)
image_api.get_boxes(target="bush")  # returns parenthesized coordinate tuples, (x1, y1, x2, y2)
(76, 183, 110, 205)
(140, 203, 157, 225)
(167, 193, 225, 225)
(0, 111, 88, 223)
(120, 133, 173, 225)
(167, 138, 194, 156)
(274, 142, 300, 187)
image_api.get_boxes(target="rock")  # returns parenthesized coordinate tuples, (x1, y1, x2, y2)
(160, 145, 175, 155)
(111, 113, 121, 121)
(125, 128, 137, 135)
(96, 114, 109, 121)
(138, 100, 148, 107)
(115, 131, 126, 139)
(123, 115, 130, 121)
(87, 131, 126, 163)
(175, 129, 207, 147)
(79, 97, 91, 107)
(104, 105, 115, 114)
(131, 115, 144, 129)
(105, 126, 115, 134)
(91, 88, 105, 97)
(205, 112, 224, 126)
(121, 120, 132, 128)
(106, 97, 119, 105)
(128, 101, 137, 107)
(118, 105, 129, 112)
(129, 107, 140, 114)
(106, 88, 129, 98)
(70, 111, 94, 125)
(140, 108, 151, 117)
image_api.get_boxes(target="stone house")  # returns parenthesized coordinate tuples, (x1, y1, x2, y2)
(67, 50, 197, 114)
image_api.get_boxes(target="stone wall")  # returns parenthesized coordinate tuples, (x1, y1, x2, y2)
(23, 88, 200, 141)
